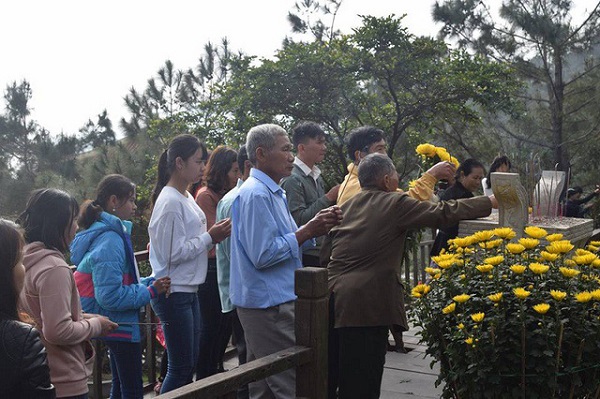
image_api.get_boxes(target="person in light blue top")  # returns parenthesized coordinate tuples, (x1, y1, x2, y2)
(215, 145, 252, 399)
(229, 124, 342, 399)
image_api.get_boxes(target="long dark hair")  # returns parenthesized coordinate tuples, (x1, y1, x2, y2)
(17, 188, 79, 253)
(485, 155, 511, 189)
(79, 174, 136, 229)
(203, 146, 238, 194)
(151, 134, 206, 206)
(0, 220, 25, 321)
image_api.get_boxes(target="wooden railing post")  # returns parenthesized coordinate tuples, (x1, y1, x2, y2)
(92, 340, 103, 399)
(295, 267, 329, 399)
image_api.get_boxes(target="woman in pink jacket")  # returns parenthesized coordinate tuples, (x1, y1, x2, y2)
(18, 188, 117, 399)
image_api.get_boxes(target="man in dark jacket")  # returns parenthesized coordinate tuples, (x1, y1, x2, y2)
(324, 154, 493, 399)
(281, 121, 340, 266)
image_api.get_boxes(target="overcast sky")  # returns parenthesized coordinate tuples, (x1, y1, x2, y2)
(0, 0, 597, 136)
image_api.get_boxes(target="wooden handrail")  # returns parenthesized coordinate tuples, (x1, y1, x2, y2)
(151, 267, 329, 399)
(159, 347, 312, 399)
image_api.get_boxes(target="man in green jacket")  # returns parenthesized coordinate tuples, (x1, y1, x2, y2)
(281, 121, 340, 266)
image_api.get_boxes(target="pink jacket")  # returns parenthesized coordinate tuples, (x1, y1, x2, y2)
(21, 242, 103, 397)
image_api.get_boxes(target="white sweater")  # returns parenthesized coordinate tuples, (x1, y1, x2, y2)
(149, 186, 213, 293)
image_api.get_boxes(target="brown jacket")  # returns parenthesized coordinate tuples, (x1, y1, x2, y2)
(325, 188, 492, 330)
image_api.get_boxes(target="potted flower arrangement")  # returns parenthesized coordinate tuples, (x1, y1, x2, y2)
(411, 225, 600, 398)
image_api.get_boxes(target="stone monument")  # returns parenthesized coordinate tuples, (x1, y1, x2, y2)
(458, 171, 593, 247)
(533, 170, 566, 217)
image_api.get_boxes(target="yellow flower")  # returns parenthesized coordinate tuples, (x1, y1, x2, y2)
(442, 303, 456, 314)
(471, 313, 485, 323)
(408, 180, 418, 189)
(488, 293, 503, 302)
(436, 260, 455, 269)
(476, 264, 494, 273)
(546, 240, 574, 254)
(546, 233, 564, 242)
(435, 147, 451, 161)
(415, 143, 437, 157)
(590, 241, 600, 246)
(518, 238, 540, 249)
(575, 292, 592, 303)
(533, 303, 550, 314)
(550, 290, 567, 301)
(459, 274, 466, 280)
(473, 230, 495, 242)
(529, 263, 550, 275)
(524, 226, 548, 239)
(540, 251, 559, 262)
(449, 156, 460, 168)
(434, 272, 442, 280)
(494, 227, 516, 240)
(559, 267, 580, 278)
(449, 237, 473, 248)
(510, 265, 527, 274)
(453, 294, 471, 303)
(479, 239, 503, 249)
(425, 267, 441, 276)
(431, 254, 456, 264)
(576, 249, 593, 256)
(588, 245, 599, 252)
(412, 284, 431, 298)
(506, 243, 526, 254)
(573, 254, 598, 265)
(513, 287, 531, 299)
(592, 259, 600, 269)
(457, 323, 465, 330)
(484, 256, 504, 266)
(591, 289, 600, 300)
(564, 259, 577, 267)
(465, 337, 474, 345)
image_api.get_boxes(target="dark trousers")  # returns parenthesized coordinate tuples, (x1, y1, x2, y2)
(105, 340, 144, 399)
(328, 294, 388, 399)
(197, 261, 231, 379)
(231, 309, 249, 399)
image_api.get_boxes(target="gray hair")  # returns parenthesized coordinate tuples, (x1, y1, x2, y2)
(246, 124, 288, 164)
(358, 153, 396, 188)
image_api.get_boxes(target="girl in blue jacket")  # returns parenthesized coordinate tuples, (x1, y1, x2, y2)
(71, 174, 171, 399)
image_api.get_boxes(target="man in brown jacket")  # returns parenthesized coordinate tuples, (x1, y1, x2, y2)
(325, 153, 493, 399)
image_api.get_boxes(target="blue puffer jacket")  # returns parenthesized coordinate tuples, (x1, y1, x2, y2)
(70, 212, 157, 342)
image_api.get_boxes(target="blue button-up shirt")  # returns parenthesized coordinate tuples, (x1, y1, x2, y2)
(230, 168, 307, 309)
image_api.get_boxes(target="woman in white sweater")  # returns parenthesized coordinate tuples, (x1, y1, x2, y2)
(148, 134, 231, 394)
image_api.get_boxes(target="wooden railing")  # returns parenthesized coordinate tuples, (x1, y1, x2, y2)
(403, 239, 433, 289)
(90, 241, 432, 398)
(89, 256, 329, 399)
(159, 267, 329, 399)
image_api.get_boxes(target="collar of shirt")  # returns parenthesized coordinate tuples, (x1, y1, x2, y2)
(249, 168, 284, 194)
(294, 157, 321, 181)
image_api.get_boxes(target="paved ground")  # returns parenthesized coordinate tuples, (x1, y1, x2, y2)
(145, 325, 442, 398)
(380, 325, 441, 398)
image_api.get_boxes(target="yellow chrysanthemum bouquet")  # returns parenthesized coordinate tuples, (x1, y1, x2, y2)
(411, 226, 600, 398)
(415, 144, 460, 169)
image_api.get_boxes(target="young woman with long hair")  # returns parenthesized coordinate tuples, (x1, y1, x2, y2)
(70, 174, 171, 398)
(19, 188, 117, 399)
(194, 145, 240, 379)
(0, 219, 56, 398)
(148, 134, 231, 393)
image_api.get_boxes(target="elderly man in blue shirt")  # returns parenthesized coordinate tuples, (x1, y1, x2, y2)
(230, 123, 342, 399)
